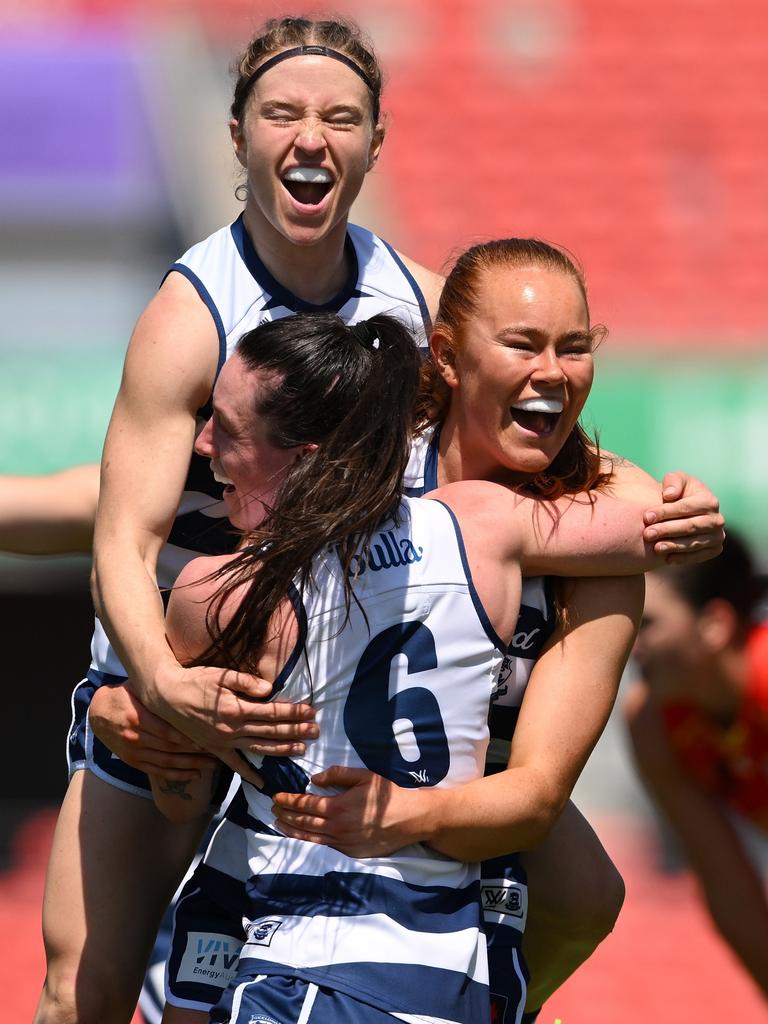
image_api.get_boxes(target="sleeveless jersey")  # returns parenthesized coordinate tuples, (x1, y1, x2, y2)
(89, 217, 430, 676)
(663, 622, 768, 830)
(406, 428, 557, 768)
(193, 497, 509, 1022)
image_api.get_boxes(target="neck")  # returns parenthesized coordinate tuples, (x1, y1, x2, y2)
(242, 203, 351, 305)
(436, 414, 530, 489)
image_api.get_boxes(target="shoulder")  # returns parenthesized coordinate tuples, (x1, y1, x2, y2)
(167, 554, 241, 662)
(121, 271, 220, 409)
(391, 249, 444, 319)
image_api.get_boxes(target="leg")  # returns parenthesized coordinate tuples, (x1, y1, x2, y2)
(162, 1008, 208, 1024)
(35, 769, 207, 1024)
(521, 800, 624, 1012)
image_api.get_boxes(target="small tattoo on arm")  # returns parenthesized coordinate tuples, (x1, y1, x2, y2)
(159, 779, 192, 801)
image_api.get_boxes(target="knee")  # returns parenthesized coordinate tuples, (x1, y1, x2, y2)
(585, 858, 625, 942)
(36, 959, 139, 1024)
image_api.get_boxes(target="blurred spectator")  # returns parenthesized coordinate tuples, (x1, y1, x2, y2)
(624, 533, 768, 1000)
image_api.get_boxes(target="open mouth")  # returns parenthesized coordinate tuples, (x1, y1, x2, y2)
(509, 397, 564, 437)
(212, 466, 236, 495)
(282, 166, 333, 208)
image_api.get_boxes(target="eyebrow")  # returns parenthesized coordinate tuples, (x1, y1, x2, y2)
(260, 98, 365, 116)
(496, 326, 593, 343)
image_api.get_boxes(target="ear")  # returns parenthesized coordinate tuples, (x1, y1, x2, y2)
(696, 598, 740, 653)
(430, 329, 460, 389)
(366, 122, 385, 171)
(230, 119, 247, 169)
(300, 442, 319, 456)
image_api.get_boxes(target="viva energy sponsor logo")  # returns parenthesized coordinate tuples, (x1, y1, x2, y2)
(481, 879, 527, 927)
(334, 530, 423, 578)
(177, 931, 243, 988)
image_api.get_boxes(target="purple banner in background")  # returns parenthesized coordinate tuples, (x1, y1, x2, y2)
(0, 29, 165, 218)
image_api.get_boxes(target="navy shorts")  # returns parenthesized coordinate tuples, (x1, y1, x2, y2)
(212, 973, 419, 1024)
(67, 669, 156, 797)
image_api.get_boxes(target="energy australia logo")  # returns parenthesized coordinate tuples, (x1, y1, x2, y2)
(177, 931, 243, 988)
(335, 530, 424, 578)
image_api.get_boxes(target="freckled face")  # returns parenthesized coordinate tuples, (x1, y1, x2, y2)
(194, 354, 300, 530)
(435, 265, 595, 484)
(230, 55, 383, 247)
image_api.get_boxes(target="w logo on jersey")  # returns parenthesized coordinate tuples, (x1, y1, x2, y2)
(408, 769, 430, 784)
(481, 881, 526, 919)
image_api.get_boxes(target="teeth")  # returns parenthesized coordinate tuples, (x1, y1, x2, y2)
(511, 397, 564, 414)
(212, 468, 233, 486)
(283, 167, 333, 184)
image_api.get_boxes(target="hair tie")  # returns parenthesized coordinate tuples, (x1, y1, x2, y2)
(350, 321, 380, 351)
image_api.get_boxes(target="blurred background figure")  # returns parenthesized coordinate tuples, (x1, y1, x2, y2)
(624, 534, 768, 1001)
(1, 1, 767, 1022)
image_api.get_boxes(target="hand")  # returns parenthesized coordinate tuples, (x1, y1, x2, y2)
(89, 682, 214, 780)
(151, 662, 319, 757)
(272, 765, 433, 857)
(643, 472, 725, 563)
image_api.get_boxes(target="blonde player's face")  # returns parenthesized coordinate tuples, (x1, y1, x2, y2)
(195, 354, 302, 531)
(435, 265, 595, 484)
(230, 54, 383, 247)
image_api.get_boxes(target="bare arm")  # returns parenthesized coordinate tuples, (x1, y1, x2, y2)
(625, 681, 768, 998)
(91, 273, 315, 757)
(272, 576, 643, 859)
(432, 479, 720, 579)
(0, 465, 99, 554)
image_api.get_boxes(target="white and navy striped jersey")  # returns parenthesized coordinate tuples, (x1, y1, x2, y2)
(198, 496, 509, 1022)
(89, 217, 430, 676)
(406, 427, 557, 769)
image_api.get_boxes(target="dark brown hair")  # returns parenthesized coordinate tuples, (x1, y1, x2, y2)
(199, 311, 420, 673)
(415, 237, 611, 500)
(231, 15, 384, 125)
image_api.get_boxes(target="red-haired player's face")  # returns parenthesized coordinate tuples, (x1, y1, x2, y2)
(195, 354, 301, 531)
(434, 265, 595, 485)
(231, 54, 383, 248)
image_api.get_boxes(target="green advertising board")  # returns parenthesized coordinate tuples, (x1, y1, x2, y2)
(2, 349, 767, 555)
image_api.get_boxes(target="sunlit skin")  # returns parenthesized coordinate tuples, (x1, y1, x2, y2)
(230, 55, 384, 298)
(194, 354, 304, 531)
(433, 265, 597, 487)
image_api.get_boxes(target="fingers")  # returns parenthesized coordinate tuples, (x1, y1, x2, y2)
(644, 500, 721, 527)
(273, 805, 331, 835)
(215, 748, 264, 789)
(275, 821, 329, 846)
(273, 791, 333, 816)
(659, 471, 686, 501)
(132, 750, 214, 776)
(310, 765, 372, 788)
(219, 669, 275, 702)
(644, 516, 725, 560)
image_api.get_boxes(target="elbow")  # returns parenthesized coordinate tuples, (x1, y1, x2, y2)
(521, 789, 568, 850)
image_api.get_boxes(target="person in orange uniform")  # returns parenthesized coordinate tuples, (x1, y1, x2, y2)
(624, 532, 768, 1001)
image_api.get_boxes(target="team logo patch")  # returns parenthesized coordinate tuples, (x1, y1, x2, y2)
(481, 879, 527, 923)
(248, 1017, 281, 1024)
(246, 919, 283, 946)
(177, 931, 243, 988)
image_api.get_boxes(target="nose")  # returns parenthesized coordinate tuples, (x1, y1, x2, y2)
(194, 417, 215, 459)
(530, 348, 567, 385)
(294, 117, 326, 155)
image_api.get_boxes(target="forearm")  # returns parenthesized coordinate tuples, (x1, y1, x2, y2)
(0, 466, 98, 554)
(91, 533, 179, 713)
(419, 767, 563, 861)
